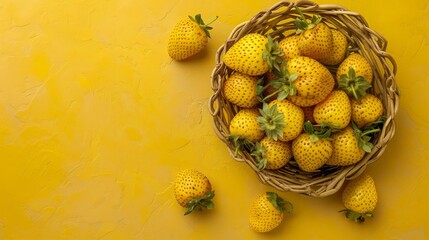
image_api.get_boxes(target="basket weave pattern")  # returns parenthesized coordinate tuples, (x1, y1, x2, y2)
(209, 0, 399, 197)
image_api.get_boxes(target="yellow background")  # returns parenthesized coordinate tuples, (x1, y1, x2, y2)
(0, 0, 428, 239)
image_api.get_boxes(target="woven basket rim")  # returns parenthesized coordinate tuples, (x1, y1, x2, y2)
(209, 0, 399, 197)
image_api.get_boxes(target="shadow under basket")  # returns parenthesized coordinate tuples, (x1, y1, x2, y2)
(209, 0, 399, 197)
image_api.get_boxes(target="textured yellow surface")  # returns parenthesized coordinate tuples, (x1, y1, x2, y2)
(1, 0, 428, 239)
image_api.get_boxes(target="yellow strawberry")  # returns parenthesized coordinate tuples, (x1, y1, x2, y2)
(313, 90, 352, 129)
(223, 34, 283, 76)
(328, 120, 383, 166)
(351, 93, 384, 128)
(251, 137, 293, 170)
(223, 72, 260, 108)
(168, 14, 218, 60)
(326, 126, 365, 166)
(258, 100, 304, 142)
(286, 56, 335, 107)
(228, 108, 265, 157)
(229, 108, 265, 142)
(249, 192, 293, 233)
(294, 9, 333, 62)
(319, 29, 348, 65)
(336, 53, 373, 100)
(340, 174, 378, 223)
(278, 34, 301, 61)
(174, 169, 215, 215)
(292, 121, 334, 172)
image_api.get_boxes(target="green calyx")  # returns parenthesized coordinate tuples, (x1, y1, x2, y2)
(294, 7, 322, 34)
(184, 191, 215, 215)
(257, 103, 286, 141)
(352, 118, 385, 153)
(228, 135, 255, 157)
(339, 209, 374, 223)
(338, 67, 372, 100)
(189, 14, 218, 38)
(303, 121, 339, 142)
(251, 142, 268, 170)
(257, 61, 298, 103)
(267, 192, 293, 214)
(262, 35, 285, 72)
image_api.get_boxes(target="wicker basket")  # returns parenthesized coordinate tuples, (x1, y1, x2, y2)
(209, 0, 399, 197)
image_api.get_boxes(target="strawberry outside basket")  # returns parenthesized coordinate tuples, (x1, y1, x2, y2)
(208, 0, 399, 197)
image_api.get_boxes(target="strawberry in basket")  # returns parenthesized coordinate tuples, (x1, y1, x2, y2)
(210, 1, 398, 197)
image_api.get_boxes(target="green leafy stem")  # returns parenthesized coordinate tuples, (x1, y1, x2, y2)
(184, 191, 215, 215)
(256, 61, 298, 103)
(303, 121, 340, 142)
(352, 117, 385, 153)
(262, 35, 284, 73)
(257, 103, 286, 141)
(267, 192, 293, 214)
(294, 6, 322, 34)
(338, 67, 372, 101)
(189, 14, 218, 38)
(251, 141, 268, 170)
(339, 209, 373, 223)
(228, 135, 256, 158)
